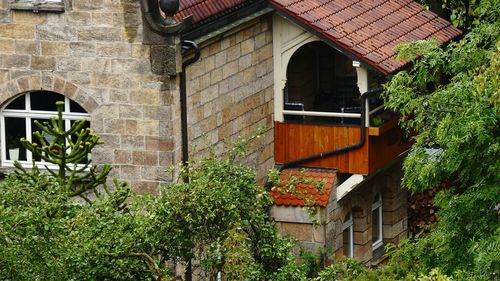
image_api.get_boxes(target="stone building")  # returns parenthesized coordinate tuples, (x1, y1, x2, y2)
(0, 0, 460, 264)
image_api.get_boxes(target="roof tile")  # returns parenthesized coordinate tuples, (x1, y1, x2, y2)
(270, 0, 461, 74)
(270, 169, 336, 207)
(176, 0, 461, 74)
(176, 0, 248, 24)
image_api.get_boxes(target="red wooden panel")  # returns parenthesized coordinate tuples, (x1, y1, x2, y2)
(275, 122, 412, 175)
(274, 122, 369, 174)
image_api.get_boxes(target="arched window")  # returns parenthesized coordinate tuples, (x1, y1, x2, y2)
(284, 41, 360, 124)
(342, 210, 354, 257)
(1, 91, 89, 168)
(372, 192, 383, 250)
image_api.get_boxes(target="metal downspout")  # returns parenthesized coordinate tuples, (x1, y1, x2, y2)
(179, 40, 200, 281)
(180, 40, 201, 176)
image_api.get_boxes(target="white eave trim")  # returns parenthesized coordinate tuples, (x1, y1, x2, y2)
(336, 174, 365, 201)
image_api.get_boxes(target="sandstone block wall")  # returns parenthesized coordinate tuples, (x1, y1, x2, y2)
(185, 16, 274, 179)
(325, 162, 407, 264)
(0, 0, 179, 192)
(0, 1, 275, 190)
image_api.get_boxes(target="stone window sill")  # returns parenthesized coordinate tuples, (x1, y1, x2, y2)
(9, 2, 65, 12)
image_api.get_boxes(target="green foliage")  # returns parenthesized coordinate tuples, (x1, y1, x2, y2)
(0, 122, 302, 280)
(14, 101, 114, 203)
(383, 1, 500, 279)
(150, 150, 296, 279)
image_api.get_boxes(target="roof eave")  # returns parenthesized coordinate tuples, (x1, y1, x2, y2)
(182, 0, 268, 41)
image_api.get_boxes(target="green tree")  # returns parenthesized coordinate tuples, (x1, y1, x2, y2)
(14, 101, 115, 203)
(383, 0, 499, 279)
(0, 115, 300, 280)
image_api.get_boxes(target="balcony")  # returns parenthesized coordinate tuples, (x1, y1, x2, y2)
(274, 112, 412, 175)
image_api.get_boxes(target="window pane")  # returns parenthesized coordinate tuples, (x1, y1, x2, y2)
(5, 117, 27, 161)
(70, 120, 90, 164)
(343, 227, 352, 257)
(30, 91, 64, 111)
(372, 208, 381, 243)
(5, 95, 26, 110)
(70, 100, 86, 113)
(31, 118, 51, 162)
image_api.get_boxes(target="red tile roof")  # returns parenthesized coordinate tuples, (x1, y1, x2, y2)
(271, 169, 336, 207)
(269, 0, 462, 74)
(175, 0, 461, 74)
(176, 0, 249, 24)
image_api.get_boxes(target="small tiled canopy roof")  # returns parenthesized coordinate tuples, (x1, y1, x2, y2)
(176, 0, 250, 24)
(176, 0, 461, 75)
(271, 169, 336, 207)
(270, 0, 462, 74)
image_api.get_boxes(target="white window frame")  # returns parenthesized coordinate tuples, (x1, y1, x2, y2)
(342, 210, 354, 258)
(372, 192, 383, 250)
(1, 92, 90, 170)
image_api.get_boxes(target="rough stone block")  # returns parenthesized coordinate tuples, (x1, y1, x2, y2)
(99, 134, 121, 149)
(73, 0, 104, 11)
(70, 41, 96, 57)
(238, 53, 252, 70)
(214, 51, 226, 68)
(132, 150, 158, 166)
(0, 69, 9, 85)
(67, 71, 90, 85)
(281, 222, 313, 242)
(131, 44, 149, 59)
(78, 27, 121, 42)
(67, 11, 91, 25)
(36, 25, 76, 41)
(13, 10, 46, 24)
(82, 58, 112, 73)
(103, 119, 125, 134)
(121, 135, 145, 149)
(0, 9, 12, 24)
(114, 149, 133, 164)
(0, 23, 34, 39)
(1, 54, 29, 68)
(90, 148, 114, 164)
(226, 44, 240, 62)
(42, 41, 69, 56)
(31, 56, 56, 70)
(141, 166, 163, 181)
(241, 38, 254, 55)
(56, 57, 81, 71)
(119, 104, 143, 119)
(91, 12, 114, 26)
(222, 60, 238, 79)
(120, 165, 141, 180)
(111, 58, 150, 74)
(96, 42, 130, 57)
(0, 38, 14, 54)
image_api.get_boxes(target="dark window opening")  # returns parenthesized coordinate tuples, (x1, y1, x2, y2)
(31, 91, 65, 111)
(5, 117, 27, 161)
(285, 41, 360, 124)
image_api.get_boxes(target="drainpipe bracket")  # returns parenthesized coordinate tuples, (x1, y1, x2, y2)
(150, 41, 182, 76)
(142, 15, 193, 45)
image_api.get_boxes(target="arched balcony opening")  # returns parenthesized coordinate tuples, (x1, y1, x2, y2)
(284, 41, 361, 125)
